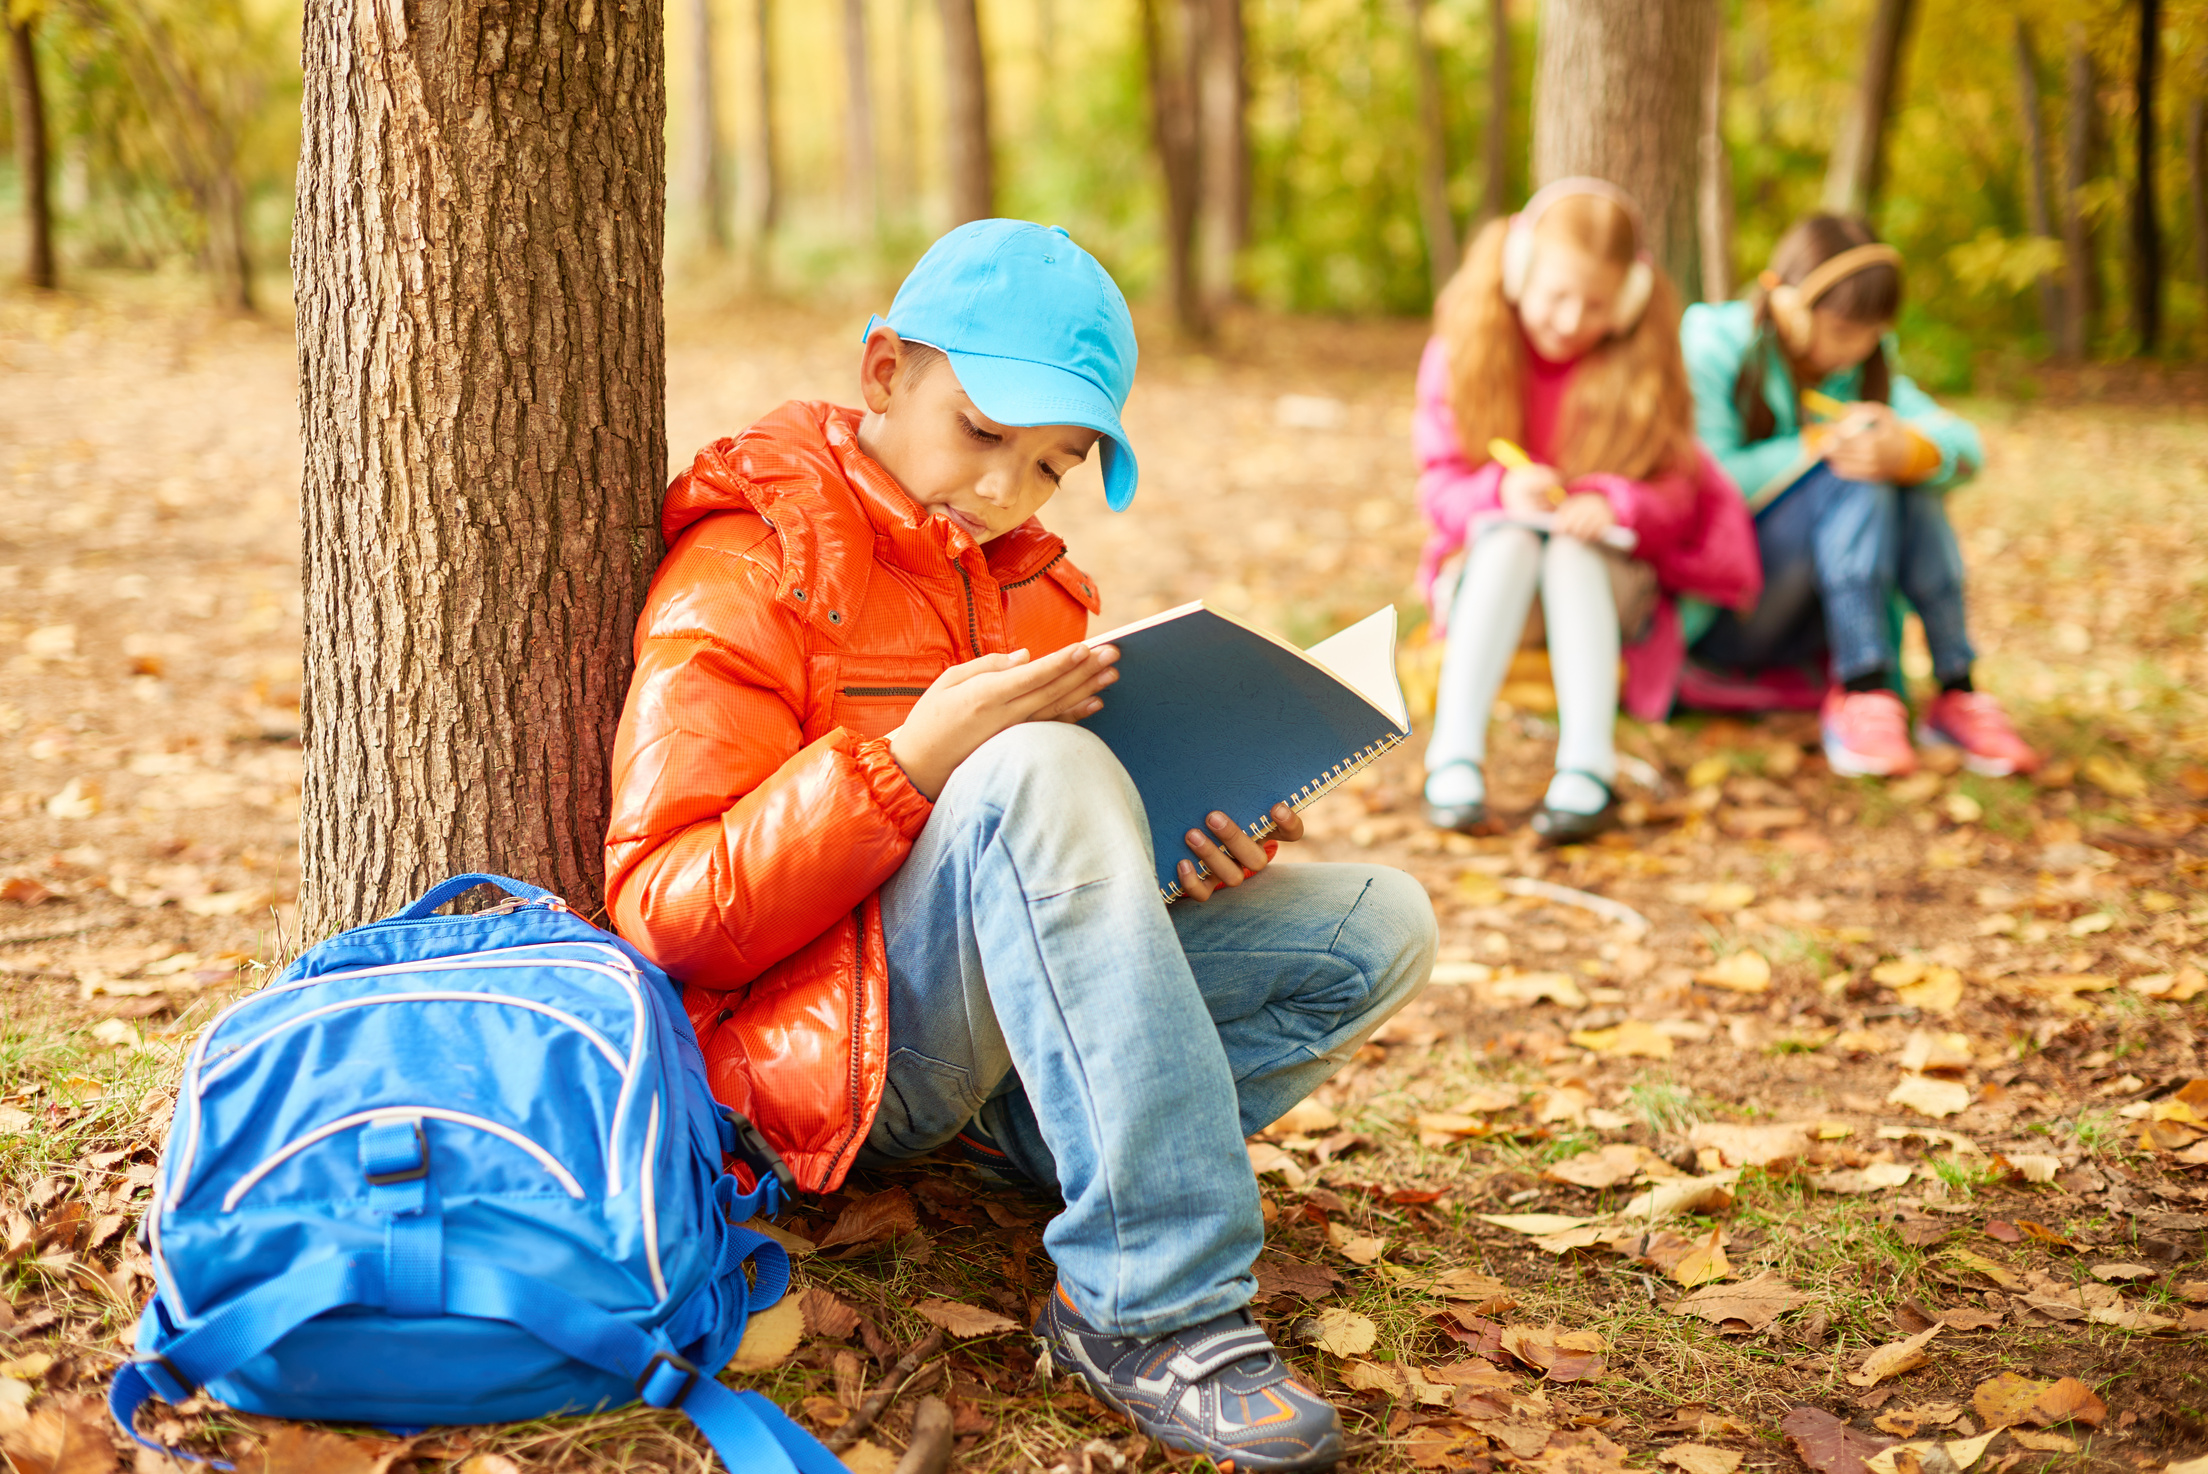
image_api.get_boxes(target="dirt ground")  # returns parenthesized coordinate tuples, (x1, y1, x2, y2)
(2, 282, 2206, 1474)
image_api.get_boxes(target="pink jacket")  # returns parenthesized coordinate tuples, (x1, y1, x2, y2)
(1412, 336, 1762, 720)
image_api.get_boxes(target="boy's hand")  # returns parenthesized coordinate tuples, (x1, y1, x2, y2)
(888, 644, 1118, 800)
(1500, 463, 1565, 513)
(1551, 491, 1616, 542)
(1178, 802, 1305, 902)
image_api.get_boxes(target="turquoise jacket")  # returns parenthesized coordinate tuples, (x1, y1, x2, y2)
(1679, 299, 1983, 510)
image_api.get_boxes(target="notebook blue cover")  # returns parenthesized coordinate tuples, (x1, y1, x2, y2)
(1078, 603, 1412, 901)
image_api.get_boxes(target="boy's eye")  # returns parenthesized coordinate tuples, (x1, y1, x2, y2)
(958, 414, 1001, 445)
(1039, 462, 1063, 485)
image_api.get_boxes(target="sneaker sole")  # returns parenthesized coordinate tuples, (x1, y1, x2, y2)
(1914, 722, 2024, 778)
(1823, 730, 1914, 779)
(1038, 1337, 1345, 1474)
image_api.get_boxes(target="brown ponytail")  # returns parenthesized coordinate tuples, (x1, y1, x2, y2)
(1732, 214, 1903, 444)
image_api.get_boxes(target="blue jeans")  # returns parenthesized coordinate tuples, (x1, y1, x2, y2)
(862, 723, 1436, 1337)
(1693, 464, 1975, 684)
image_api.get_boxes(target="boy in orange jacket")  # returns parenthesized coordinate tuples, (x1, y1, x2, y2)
(605, 221, 1434, 1472)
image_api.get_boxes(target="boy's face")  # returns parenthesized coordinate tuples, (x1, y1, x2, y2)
(856, 328, 1101, 545)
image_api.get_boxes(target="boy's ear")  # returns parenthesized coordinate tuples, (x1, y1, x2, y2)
(859, 326, 903, 414)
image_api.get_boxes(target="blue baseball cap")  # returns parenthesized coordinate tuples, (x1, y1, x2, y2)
(865, 219, 1141, 510)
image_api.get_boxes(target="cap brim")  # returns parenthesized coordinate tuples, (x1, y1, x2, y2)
(943, 348, 1140, 511)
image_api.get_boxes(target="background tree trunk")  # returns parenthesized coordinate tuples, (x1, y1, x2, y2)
(844, 0, 878, 238)
(889, 0, 919, 218)
(2013, 19, 2066, 345)
(1482, 0, 1511, 223)
(294, 0, 667, 933)
(1140, 0, 1207, 337)
(6, 14, 56, 290)
(2062, 31, 2099, 357)
(1820, 0, 1915, 217)
(739, 0, 779, 277)
(1696, 17, 1733, 301)
(2190, 95, 2207, 293)
(938, 0, 994, 224)
(1197, 0, 1245, 310)
(689, 0, 731, 252)
(1406, 0, 1458, 297)
(1532, 0, 1718, 295)
(2130, 0, 2161, 353)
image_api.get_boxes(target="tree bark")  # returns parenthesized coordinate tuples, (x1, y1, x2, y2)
(294, 0, 667, 933)
(2012, 18, 2066, 345)
(2061, 31, 2099, 358)
(938, 0, 994, 224)
(1406, 0, 1458, 296)
(1696, 16, 1732, 301)
(740, 0, 779, 274)
(6, 14, 56, 290)
(888, 0, 918, 217)
(1482, 0, 1511, 223)
(844, 0, 878, 237)
(689, 0, 731, 252)
(1197, 0, 1245, 309)
(1140, 0, 1207, 337)
(1820, 0, 1915, 217)
(2130, 0, 2160, 353)
(2189, 96, 2207, 293)
(1532, 0, 1718, 293)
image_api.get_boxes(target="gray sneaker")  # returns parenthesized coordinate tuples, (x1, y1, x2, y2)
(1035, 1282, 1344, 1472)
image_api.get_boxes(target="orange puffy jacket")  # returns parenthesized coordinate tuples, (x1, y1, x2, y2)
(604, 400, 1101, 1193)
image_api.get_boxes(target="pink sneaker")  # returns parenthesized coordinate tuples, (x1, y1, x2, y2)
(1822, 686, 1917, 777)
(1918, 689, 2041, 776)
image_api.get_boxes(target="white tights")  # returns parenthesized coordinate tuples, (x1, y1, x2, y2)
(1423, 526, 1620, 810)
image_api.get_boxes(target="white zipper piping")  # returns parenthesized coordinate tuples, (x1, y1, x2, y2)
(195, 993, 629, 1088)
(640, 1095, 666, 1301)
(219, 1107, 587, 1211)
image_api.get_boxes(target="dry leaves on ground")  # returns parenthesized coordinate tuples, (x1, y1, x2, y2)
(1887, 1076, 1972, 1119)
(1496, 1323, 1608, 1383)
(1542, 1143, 1655, 1189)
(729, 1296, 806, 1370)
(1781, 1406, 1896, 1474)
(1971, 1372, 2107, 1429)
(1, 1403, 119, 1474)
(913, 1298, 1020, 1338)
(1670, 1271, 1816, 1332)
(1657, 1445, 1744, 1474)
(1687, 1122, 1812, 1169)
(1308, 1306, 1377, 1357)
(813, 1187, 921, 1251)
(1695, 951, 1771, 994)
(1847, 1323, 1943, 1387)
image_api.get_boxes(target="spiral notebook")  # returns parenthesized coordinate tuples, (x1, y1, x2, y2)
(1078, 602, 1412, 901)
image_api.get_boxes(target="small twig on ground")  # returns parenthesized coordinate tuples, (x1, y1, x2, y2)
(824, 1327, 946, 1453)
(1500, 876, 1651, 935)
(891, 1397, 953, 1474)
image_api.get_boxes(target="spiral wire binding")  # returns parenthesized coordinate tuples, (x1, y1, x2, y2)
(1156, 728, 1408, 902)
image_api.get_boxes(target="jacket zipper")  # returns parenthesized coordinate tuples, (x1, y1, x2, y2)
(840, 686, 928, 697)
(1000, 549, 1066, 591)
(955, 563, 980, 657)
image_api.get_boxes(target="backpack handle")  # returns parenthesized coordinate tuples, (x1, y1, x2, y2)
(397, 873, 558, 920)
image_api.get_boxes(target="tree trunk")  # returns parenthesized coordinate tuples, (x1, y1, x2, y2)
(844, 0, 878, 237)
(294, 0, 667, 933)
(1140, 0, 1207, 337)
(1197, 0, 1245, 309)
(2189, 96, 2207, 293)
(2130, 0, 2160, 354)
(1532, 0, 1718, 294)
(1696, 16, 1732, 301)
(1406, 0, 1458, 296)
(2062, 31, 2099, 357)
(2012, 18, 2066, 345)
(689, 0, 731, 252)
(740, 0, 779, 276)
(888, 0, 918, 217)
(938, 0, 994, 224)
(1482, 0, 1511, 223)
(6, 15, 56, 290)
(1820, 0, 1915, 217)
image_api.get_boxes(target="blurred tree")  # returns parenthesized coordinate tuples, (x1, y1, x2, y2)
(689, 0, 731, 252)
(1140, 0, 1206, 335)
(2131, 0, 2160, 352)
(1821, 0, 1915, 217)
(739, 0, 779, 276)
(294, 0, 666, 929)
(1482, 0, 1510, 225)
(1532, 0, 1718, 291)
(1697, 16, 1732, 301)
(1405, 0, 1456, 298)
(940, 0, 994, 222)
(2191, 91, 2206, 292)
(1197, 0, 1245, 309)
(6, 4, 56, 289)
(2013, 17, 2066, 344)
(2062, 28, 2100, 356)
(844, 0, 878, 238)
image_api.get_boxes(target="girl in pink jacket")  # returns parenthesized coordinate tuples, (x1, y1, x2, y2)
(1415, 179, 1761, 841)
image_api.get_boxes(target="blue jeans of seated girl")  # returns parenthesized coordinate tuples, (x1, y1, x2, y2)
(861, 722, 1436, 1338)
(1693, 463, 1976, 685)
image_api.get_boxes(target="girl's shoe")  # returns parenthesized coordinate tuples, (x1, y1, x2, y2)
(1530, 770, 1617, 844)
(1422, 760, 1487, 834)
(1820, 686, 1917, 777)
(1035, 1284, 1345, 1472)
(1917, 690, 2041, 776)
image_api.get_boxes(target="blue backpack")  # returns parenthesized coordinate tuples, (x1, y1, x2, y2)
(110, 873, 842, 1474)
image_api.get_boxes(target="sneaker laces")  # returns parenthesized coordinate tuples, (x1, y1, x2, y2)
(1840, 689, 1909, 743)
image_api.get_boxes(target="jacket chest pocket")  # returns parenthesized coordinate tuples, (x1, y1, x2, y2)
(825, 660, 942, 741)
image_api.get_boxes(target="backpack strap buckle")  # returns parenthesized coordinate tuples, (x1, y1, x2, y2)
(362, 1118, 429, 1186)
(137, 1352, 197, 1403)
(636, 1348, 700, 1408)
(718, 1108, 796, 1204)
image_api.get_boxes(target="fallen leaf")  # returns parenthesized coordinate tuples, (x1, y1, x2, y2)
(1670, 1270, 1815, 1331)
(1658, 1446, 1744, 1474)
(2081, 754, 2146, 798)
(2087, 1301, 2177, 1331)
(2028, 1376, 2105, 1427)
(0, 1107, 32, 1135)
(2006, 1429, 2076, 1454)
(1888, 1076, 1972, 1119)
(1897, 1031, 1974, 1075)
(1310, 1306, 1377, 1357)
(238, 1424, 403, 1474)
(1689, 1121, 1812, 1168)
(1427, 1268, 1510, 1301)
(1697, 951, 1772, 994)
(2163, 1458, 2208, 1474)
(1994, 1153, 2061, 1184)
(1457, 1085, 1523, 1113)
(1971, 1373, 2048, 1429)
(813, 1188, 919, 1251)
(1247, 1141, 1308, 1186)
(1671, 1226, 1732, 1287)
(1848, 1324, 1943, 1388)
(1873, 1406, 1962, 1437)
(1623, 1170, 1739, 1221)
(1414, 1112, 1490, 1141)
(2090, 1262, 2156, 1283)
(1255, 1257, 1344, 1300)
(913, 1298, 1020, 1338)
(455, 1457, 523, 1474)
(1944, 1430, 1999, 1471)
(1813, 1163, 1913, 1194)
(1493, 971, 1589, 1009)
(1940, 1308, 2002, 1330)
(1894, 967, 1964, 1015)
(729, 1295, 806, 1370)
(1543, 1143, 1652, 1189)
(1781, 1405, 1898, 1474)
(739, 1216, 816, 1258)
(1479, 1213, 1597, 1236)
(1497, 1323, 1608, 1382)
(0, 878, 55, 907)
(800, 1287, 862, 1340)
(1265, 1100, 1338, 1136)
(839, 1439, 900, 1474)
(1325, 1221, 1386, 1265)
(1570, 1021, 1674, 1059)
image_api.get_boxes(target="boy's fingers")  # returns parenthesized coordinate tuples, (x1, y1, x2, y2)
(1184, 824, 1246, 887)
(1177, 858, 1215, 902)
(1271, 803, 1305, 843)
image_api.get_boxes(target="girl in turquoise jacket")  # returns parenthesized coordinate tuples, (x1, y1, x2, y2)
(1679, 214, 2038, 780)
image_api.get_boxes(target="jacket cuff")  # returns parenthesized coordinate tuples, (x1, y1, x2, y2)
(853, 734, 933, 839)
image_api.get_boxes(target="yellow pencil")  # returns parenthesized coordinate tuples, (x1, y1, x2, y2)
(1802, 389, 1849, 420)
(1486, 438, 1566, 508)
